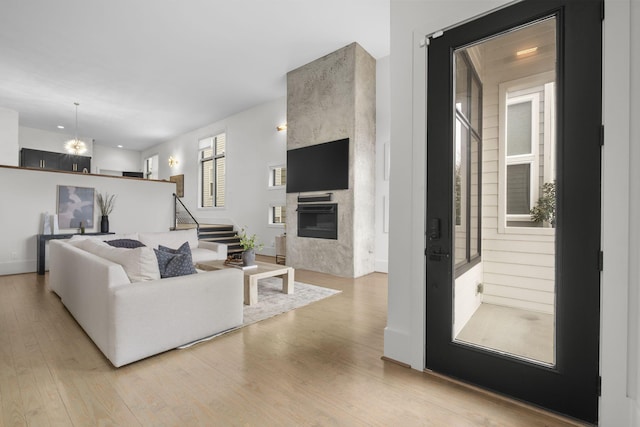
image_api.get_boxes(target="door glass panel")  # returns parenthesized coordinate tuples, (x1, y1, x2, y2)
(452, 17, 557, 366)
(454, 117, 468, 267)
(470, 134, 480, 259)
(455, 57, 469, 116)
(471, 78, 481, 132)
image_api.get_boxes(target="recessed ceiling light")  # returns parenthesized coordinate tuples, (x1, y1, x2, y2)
(516, 47, 538, 57)
(117, 145, 123, 148)
(57, 125, 64, 129)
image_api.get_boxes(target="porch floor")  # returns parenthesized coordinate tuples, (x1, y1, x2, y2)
(456, 303, 554, 365)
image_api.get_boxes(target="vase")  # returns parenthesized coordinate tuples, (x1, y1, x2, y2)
(100, 215, 109, 233)
(242, 249, 255, 266)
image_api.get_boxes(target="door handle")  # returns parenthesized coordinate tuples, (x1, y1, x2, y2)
(426, 246, 450, 261)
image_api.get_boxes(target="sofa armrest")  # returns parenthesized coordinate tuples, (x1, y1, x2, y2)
(50, 240, 131, 360)
(108, 268, 243, 367)
(198, 240, 228, 258)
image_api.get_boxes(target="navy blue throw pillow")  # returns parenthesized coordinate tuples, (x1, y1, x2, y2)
(156, 241, 197, 276)
(105, 239, 146, 249)
(153, 248, 195, 278)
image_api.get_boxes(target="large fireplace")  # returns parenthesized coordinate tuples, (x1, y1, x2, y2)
(297, 203, 338, 240)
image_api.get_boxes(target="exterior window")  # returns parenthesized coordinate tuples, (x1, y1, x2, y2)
(199, 133, 225, 208)
(270, 205, 286, 225)
(498, 73, 555, 230)
(269, 166, 287, 188)
(453, 51, 482, 275)
(505, 94, 539, 222)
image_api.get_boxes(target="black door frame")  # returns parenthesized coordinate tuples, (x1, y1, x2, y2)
(425, 0, 602, 422)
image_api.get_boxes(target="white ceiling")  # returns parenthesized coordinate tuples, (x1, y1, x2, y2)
(0, 0, 390, 151)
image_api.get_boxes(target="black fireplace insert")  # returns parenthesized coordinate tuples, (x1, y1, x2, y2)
(297, 203, 338, 240)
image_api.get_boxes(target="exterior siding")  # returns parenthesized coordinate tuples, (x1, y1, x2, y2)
(476, 19, 556, 314)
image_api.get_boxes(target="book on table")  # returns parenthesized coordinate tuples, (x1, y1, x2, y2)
(224, 259, 258, 270)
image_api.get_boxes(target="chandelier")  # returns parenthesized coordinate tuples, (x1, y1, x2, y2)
(65, 102, 87, 155)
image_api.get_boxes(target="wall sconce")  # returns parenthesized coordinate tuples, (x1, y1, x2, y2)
(276, 124, 287, 132)
(168, 156, 179, 168)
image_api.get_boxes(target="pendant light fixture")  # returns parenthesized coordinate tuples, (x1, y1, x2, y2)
(64, 102, 88, 155)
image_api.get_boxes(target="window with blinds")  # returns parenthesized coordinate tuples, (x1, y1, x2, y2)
(199, 133, 225, 208)
(270, 205, 286, 225)
(269, 165, 287, 188)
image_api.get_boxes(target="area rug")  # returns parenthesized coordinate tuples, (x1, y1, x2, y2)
(179, 278, 341, 348)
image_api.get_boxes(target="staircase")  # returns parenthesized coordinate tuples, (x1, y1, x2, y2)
(198, 224, 243, 256)
(172, 194, 243, 256)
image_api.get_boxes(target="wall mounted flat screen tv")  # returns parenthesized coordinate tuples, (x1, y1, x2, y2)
(286, 138, 349, 193)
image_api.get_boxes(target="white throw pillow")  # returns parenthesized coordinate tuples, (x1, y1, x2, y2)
(79, 238, 160, 282)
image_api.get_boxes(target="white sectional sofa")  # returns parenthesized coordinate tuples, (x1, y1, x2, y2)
(49, 229, 243, 367)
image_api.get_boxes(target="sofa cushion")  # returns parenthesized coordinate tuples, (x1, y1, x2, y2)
(154, 249, 196, 278)
(78, 238, 160, 282)
(138, 229, 199, 251)
(158, 242, 197, 273)
(105, 239, 146, 249)
(69, 233, 139, 242)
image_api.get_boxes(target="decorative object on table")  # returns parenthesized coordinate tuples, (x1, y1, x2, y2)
(169, 174, 184, 197)
(51, 214, 59, 234)
(97, 192, 117, 233)
(224, 255, 257, 270)
(57, 185, 94, 230)
(41, 212, 52, 234)
(236, 227, 263, 267)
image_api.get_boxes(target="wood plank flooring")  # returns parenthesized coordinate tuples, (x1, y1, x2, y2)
(0, 260, 585, 426)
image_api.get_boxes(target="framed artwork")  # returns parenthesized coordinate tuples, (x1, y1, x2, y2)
(57, 185, 95, 229)
(170, 174, 185, 197)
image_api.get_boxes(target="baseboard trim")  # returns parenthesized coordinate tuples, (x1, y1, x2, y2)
(381, 356, 411, 369)
(375, 259, 388, 273)
(0, 260, 34, 276)
(423, 369, 588, 426)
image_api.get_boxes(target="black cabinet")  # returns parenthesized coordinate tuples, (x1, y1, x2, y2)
(60, 154, 91, 172)
(20, 148, 91, 172)
(21, 148, 61, 169)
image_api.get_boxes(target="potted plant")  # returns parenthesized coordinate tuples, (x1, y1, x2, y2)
(530, 181, 556, 227)
(236, 227, 263, 266)
(97, 192, 116, 233)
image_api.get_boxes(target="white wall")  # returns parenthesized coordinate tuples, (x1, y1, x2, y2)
(141, 97, 288, 257)
(0, 107, 19, 166)
(93, 144, 142, 175)
(602, 0, 637, 425)
(376, 55, 391, 273)
(387, 0, 637, 425)
(0, 166, 175, 275)
(454, 263, 483, 337)
(630, 0, 640, 422)
(19, 126, 94, 157)
(142, 65, 392, 269)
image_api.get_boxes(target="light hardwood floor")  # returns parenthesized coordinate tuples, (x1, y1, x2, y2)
(0, 260, 584, 426)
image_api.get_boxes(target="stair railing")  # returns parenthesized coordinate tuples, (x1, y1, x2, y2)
(173, 193, 199, 233)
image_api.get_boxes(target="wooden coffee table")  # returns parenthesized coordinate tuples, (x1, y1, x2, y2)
(196, 260, 294, 306)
